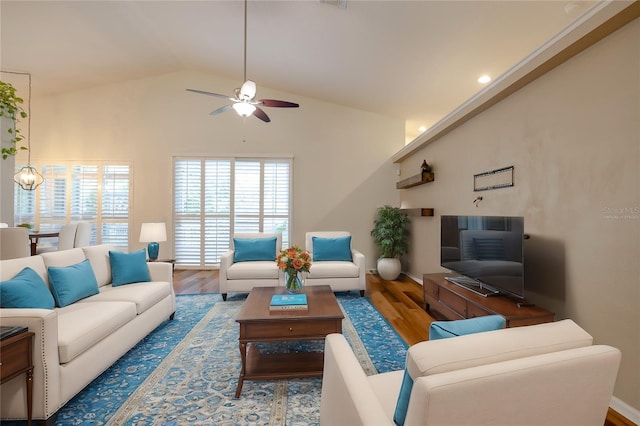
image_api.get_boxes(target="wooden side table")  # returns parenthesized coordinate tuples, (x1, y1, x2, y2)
(0, 330, 35, 425)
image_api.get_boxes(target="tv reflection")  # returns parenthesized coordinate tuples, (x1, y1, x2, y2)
(441, 225, 524, 297)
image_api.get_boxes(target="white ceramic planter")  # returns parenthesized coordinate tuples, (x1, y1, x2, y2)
(377, 257, 401, 281)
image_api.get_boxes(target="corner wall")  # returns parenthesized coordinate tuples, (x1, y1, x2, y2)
(17, 70, 403, 268)
(398, 18, 639, 413)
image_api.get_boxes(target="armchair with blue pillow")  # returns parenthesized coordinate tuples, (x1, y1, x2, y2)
(320, 316, 621, 426)
(304, 231, 365, 296)
(219, 232, 282, 301)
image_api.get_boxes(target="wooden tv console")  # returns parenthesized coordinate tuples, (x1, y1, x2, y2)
(423, 273, 554, 327)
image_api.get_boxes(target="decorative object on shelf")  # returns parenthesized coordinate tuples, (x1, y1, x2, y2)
(139, 222, 167, 261)
(276, 245, 311, 294)
(371, 205, 410, 280)
(3, 71, 45, 190)
(474, 165, 514, 192)
(420, 160, 432, 173)
(186, 0, 299, 123)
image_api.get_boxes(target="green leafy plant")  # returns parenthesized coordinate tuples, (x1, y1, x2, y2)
(371, 205, 410, 258)
(0, 80, 28, 159)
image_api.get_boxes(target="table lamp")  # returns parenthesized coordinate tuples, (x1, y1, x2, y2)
(139, 223, 167, 261)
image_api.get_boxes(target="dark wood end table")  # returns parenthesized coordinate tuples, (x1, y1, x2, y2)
(234, 285, 343, 398)
(1, 330, 35, 426)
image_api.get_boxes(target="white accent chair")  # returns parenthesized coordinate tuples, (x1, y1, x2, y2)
(57, 223, 78, 250)
(74, 222, 92, 248)
(0, 227, 30, 260)
(320, 319, 621, 426)
(305, 231, 365, 296)
(219, 232, 282, 301)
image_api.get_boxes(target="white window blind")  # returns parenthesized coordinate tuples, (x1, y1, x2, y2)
(173, 157, 291, 267)
(14, 162, 131, 247)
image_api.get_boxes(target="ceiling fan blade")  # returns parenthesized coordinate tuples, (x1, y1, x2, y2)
(253, 106, 271, 123)
(186, 88, 233, 100)
(210, 104, 233, 116)
(259, 99, 299, 108)
(240, 80, 257, 100)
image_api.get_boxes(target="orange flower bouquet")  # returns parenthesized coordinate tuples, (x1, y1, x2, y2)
(276, 245, 312, 293)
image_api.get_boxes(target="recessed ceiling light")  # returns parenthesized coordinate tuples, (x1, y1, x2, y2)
(418, 126, 427, 132)
(478, 75, 491, 84)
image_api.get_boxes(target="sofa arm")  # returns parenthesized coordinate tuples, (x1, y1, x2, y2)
(320, 334, 392, 426)
(219, 250, 234, 293)
(0, 308, 62, 419)
(351, 249, 366, 289)
(147, 261, 173, 285)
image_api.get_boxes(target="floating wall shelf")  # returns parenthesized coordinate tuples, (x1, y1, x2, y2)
(396, 172, 434, 189)
(401, 208, 435, 217)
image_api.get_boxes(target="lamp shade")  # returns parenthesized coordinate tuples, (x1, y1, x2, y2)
(139, 223, 167, 243)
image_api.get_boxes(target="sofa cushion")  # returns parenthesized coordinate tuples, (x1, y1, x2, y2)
(226, 261, 280, 280)
(394, 315, 505, 425)
(80, 281, 171, 314)
(312, 236, 352, 262)
(0, 267, 55, 309)
(57, 301, 137, 363)
(48, 259, 100, 307)
(0, 256, 48, 284)
(233, 237, 277, 262)
(308, 261, 359, 279)
(109, 249, 151, 286)
(82, 244, 114, 286)
(40, 247, 87, 268)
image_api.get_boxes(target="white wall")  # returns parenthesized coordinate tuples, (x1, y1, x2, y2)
(16, 70, 403, 267)
(398, 19, 639, 412)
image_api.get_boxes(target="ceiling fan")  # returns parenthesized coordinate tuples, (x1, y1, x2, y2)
(186, 0, 299, 123)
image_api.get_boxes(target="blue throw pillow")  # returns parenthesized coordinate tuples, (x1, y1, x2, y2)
(109, 249, 151, 286)
(233, 237, 277, 262)
(393, 315, 506, 425)
(0, 267, 55, 309)
(312, 236, 352, 261)
(429, 315, 506, 340)
(48, 259, 100, 307)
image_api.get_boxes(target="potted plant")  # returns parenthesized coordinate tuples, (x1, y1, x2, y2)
(371, 205, 410, 280)
(0, 80, 28, 159)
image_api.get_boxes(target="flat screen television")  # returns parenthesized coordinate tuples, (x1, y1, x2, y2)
(440, 215, 525, 299)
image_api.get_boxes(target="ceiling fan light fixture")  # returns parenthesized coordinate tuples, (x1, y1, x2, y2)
(232, 102, 256, 117)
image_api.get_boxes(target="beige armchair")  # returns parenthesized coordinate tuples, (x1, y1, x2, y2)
(320, 319, 621, 426)
(305, 231, 365, 296)
(219, 232, 282, 301)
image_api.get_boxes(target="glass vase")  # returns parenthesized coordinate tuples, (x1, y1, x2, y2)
(285, 270, 304, 294)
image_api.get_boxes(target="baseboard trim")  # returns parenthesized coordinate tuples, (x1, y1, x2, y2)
(611, 397, 640, 425)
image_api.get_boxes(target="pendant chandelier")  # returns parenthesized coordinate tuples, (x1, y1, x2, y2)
(12, 72, 43, 191)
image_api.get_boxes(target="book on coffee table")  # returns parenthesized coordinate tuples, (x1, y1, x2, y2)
(270, 294, 308, 310)
(0, 325, 28, 340)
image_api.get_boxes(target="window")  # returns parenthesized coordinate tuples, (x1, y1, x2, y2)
(14, 162, 131, 247)
(174, 157, 291, 267)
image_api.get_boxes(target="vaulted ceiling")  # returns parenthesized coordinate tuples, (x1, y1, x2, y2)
(1, 0, 597, 142)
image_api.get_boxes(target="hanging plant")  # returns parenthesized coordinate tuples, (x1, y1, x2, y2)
(0, 80, 28, 159)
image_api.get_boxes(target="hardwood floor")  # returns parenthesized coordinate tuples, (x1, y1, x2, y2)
(172, 269, 635, 426)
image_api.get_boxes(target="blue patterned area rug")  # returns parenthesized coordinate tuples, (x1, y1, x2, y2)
(10, 293, 407, 425)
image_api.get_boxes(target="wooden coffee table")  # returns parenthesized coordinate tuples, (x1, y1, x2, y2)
(234, 285, 344, 398)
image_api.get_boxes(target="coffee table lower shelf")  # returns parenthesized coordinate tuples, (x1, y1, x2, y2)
(235, 344, 324, 398)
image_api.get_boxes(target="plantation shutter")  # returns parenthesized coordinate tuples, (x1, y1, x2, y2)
(173, 157, 291, 267)
(14, 162, 130, 247)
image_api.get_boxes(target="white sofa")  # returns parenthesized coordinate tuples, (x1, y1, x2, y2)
(219, 232, 282, 301)
(305, 231, 365, 296)
(0, 244, 176, 424)
(320, 319, 621, 426)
